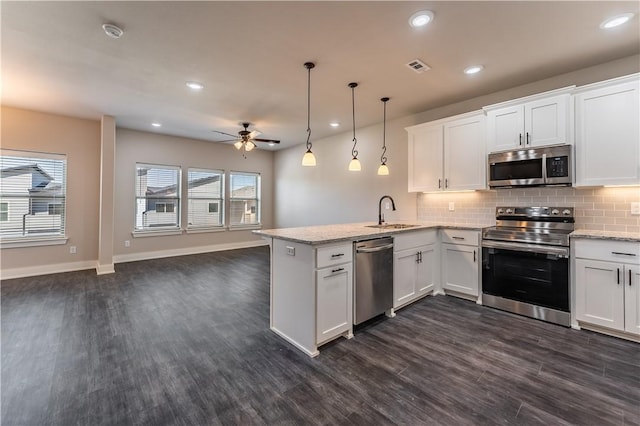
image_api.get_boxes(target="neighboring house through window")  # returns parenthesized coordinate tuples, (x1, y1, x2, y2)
(187, 168, 224, 229)
(0, 149, 66, 239)
(135, 164, 181, 231)
(229, 171, 260, 227)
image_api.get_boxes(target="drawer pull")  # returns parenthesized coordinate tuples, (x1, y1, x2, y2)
(331, 253, 345, 258)
(611, 251, 637, 257)
(331, 267, 344, 274)
(452, 236, 465, 240)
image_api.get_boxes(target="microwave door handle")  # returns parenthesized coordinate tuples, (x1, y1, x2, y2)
(542, 153, 547, 184)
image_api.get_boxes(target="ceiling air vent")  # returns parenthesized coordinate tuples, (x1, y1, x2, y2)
(406, 59, 431, 74)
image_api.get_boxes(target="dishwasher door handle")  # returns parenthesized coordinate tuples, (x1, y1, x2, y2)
(356, 243, 394, 253)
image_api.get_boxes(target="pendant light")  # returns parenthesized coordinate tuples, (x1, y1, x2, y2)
(301, 62, 317, 166)
(377, 97, 390, 176)
(348, 82, 361, 171)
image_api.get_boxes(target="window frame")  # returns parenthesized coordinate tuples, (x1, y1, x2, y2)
(228, 171, 261, 229)
(186, 168, 225, 231)
(133, 163, 182, 235)
(0, 149, 68, 247)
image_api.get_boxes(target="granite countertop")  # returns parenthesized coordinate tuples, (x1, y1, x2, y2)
(570, 229, 640, 243)
(253, 221, 491, 245)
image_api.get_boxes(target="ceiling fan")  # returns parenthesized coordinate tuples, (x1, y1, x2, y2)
(213, 122, 280, 154)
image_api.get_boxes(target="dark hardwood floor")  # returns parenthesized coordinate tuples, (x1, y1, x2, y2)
(2, 246, 639, 425)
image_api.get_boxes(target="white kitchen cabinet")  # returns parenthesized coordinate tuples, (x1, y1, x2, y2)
(574, 74, 640, 187)
(316, 262, 352, 345)
(484, 88, 573, 153)
(393, 230, 438, 309)
(574, 239, 640, 338)
(406, 111, 486, 193)
(441, 229, 480, 300)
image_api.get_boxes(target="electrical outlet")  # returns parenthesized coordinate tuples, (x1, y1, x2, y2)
(631, 202, 640, 216)
(449, 202, 455, 211)
(69, 246, 77, 254)
(286, 246, 295, 256)
(124, 240, 131, 247)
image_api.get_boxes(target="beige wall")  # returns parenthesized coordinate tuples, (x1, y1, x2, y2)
(114, 129, 273, 260)
(0, 106, 101, 269)
(273, 55, 640, 228)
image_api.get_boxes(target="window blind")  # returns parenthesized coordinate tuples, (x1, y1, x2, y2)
(0, 149, 67, 239)
(135, 164, 180, 231)
(187, 168, 224, 228)
(229, 171, 260, 226)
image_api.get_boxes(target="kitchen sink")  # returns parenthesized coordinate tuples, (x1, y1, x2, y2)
(366, 223, 420, 230)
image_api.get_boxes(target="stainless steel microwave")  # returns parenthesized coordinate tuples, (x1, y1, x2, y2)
(488, 145, 573, 188)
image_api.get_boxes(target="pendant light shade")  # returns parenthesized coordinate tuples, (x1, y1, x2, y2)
(377, 97, 390, 176)
(234, 140, 243, 150)
(301, 62, 317, 166)
(348, 82, 361, 172)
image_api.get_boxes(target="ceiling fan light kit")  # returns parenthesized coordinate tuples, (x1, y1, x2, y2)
(302, 62, 317, 167)
(348, 82, 361, 172)
(213, 122, 280, 157)
(377, 97, 390, 176)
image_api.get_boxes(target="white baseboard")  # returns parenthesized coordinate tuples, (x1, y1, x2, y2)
(0, 260, 97, 280)
(96, 263, 116, 275)
(113, 239, 269, 264)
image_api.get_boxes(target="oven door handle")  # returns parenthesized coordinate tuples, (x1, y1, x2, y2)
(482, 240, 569, 257)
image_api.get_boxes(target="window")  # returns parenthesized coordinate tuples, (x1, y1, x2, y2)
(187, 169, 224, 228)
(0, 203, 7, 222)
(0, 149, 66, 239)
(229, 171, 260, 227)
(135, 164, 180, 231)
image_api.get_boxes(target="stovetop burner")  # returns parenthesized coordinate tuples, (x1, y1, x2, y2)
(483, 206, 575, 247)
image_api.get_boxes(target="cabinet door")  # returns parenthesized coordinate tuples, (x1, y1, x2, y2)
(393, 249, 418, 308)
(624, 265, 640, 335)
(575, 79, 640, 186)
(486, 104, 524, 153)
(444, 114, 486, 191)
(441, 243, 479, 297)
(407, 125, 443, 192)
(416, 244, 437, 295)
(316, 263, 352, 344)
(524, 95, 569, 147)
(575, 259, 625, 331)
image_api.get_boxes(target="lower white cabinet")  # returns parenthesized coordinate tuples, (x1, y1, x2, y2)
(574, 239, 640, 337)
(441, 229, 480, 299)
(316, 263, 352, 345)
(393, 230, 438, 309)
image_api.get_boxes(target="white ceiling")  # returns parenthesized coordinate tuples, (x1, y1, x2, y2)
(2, 1, 639, 150)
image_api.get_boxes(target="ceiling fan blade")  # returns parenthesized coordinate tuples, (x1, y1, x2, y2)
(212, 130, 239, 138)
(214, 139, 238, 143)
(248, 130, 261, 139)
(253, 138, 280, 144)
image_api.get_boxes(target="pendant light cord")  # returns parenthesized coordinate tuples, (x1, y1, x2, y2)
(381, 97, 389, 164)
(305, 64, 312, 151)
(350, 83, 358, 159)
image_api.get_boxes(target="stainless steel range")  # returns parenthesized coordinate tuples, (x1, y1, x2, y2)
(481, 207, 575, 326)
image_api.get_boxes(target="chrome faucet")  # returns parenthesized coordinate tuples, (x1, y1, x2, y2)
(378, 195, 396, 225)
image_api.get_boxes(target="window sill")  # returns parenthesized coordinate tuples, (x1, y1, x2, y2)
(228, 225, 262, 231)
(185, 227, 226, 234)
(0, 235, 69, 249)
(132, 229, 183, 238)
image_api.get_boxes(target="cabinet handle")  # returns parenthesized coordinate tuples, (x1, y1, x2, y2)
(526, 132, 530, 145)
(419, 251, 423, 263)
(330, 253, 344, 258)
(445, 178, 449, 188)
(331, 267, 344, 274)
(438, 178, 442, 189)
(630, 269, 632, 287)
(452, 236, 465, 240)
(473, 250, 476, 262)
(611, 251, 637, 257)
(519, 133, 522, 146)
(617, 268, 620, 285)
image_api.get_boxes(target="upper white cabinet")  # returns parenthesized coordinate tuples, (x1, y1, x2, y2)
(406, 111, 486, 192)
(484, 88, 573, 153)
(574, 74, 640, 187)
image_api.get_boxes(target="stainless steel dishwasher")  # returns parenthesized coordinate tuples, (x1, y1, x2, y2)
(354, 237, 394, 325)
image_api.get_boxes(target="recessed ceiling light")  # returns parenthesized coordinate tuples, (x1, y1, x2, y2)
(409, 10, 434, 28)
(464, 65, 484, 75)
(600, 13, 635, 29)
(329, 122, 340, 128)
(185, 81, 204, 90)
(102, 23, 124, 39)
(151, 122, 162, 127)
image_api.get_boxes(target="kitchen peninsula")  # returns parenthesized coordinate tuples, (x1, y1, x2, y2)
(254, 222, 488, 356)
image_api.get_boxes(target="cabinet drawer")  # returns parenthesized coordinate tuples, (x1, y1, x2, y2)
(574, 239, 640, 264)
(316, 242, 353, 269)
(394, 229, 438, 252)
(441, 229, 479, 246)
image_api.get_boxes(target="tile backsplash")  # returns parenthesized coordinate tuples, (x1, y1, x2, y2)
(417, 186, 640, 233)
